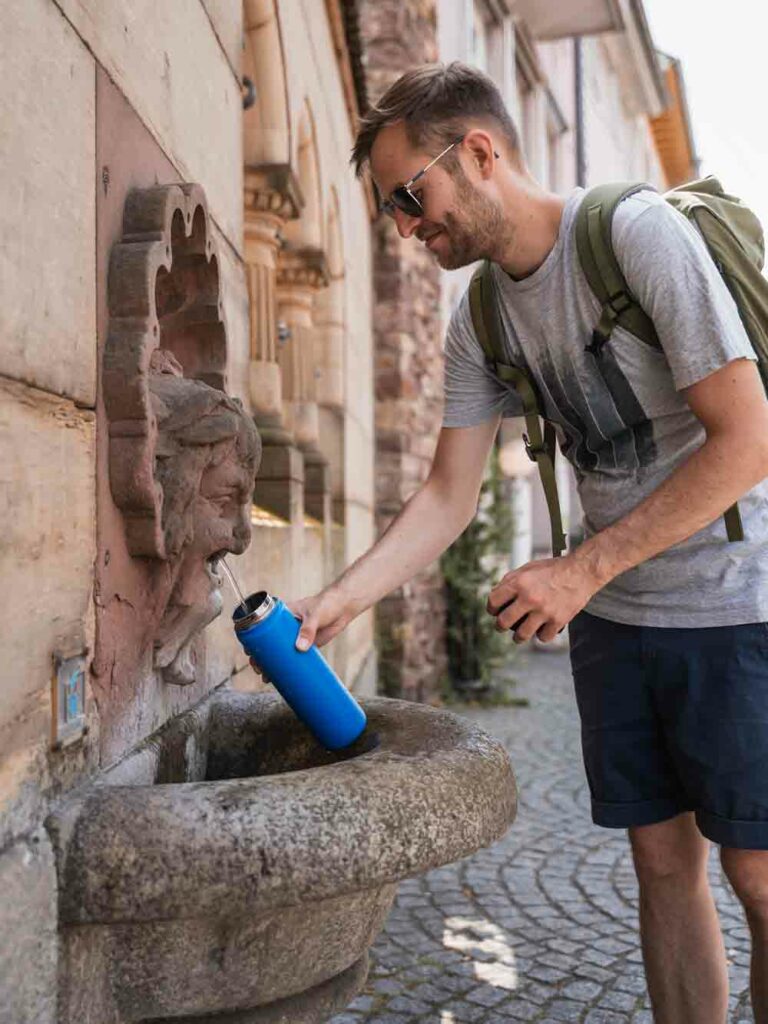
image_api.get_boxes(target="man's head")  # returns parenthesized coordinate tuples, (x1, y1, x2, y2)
(352, 62, 524, 269)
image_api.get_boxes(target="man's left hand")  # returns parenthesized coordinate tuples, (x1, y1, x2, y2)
(486, 553, 604, 644)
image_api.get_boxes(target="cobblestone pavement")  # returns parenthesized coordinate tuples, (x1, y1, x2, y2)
(329, 648, 754, 1024)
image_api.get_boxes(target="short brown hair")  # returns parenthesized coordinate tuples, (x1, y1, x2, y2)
(351, 61, 520, 178)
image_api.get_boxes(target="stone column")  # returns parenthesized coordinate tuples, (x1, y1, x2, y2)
(244, 166, 305, 526)
(314, 277, 346, 527)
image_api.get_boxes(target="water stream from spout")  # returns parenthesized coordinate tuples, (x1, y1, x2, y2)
(217, 557, 248, 614)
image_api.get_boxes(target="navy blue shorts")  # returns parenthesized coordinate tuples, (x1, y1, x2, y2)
(569, 610, 768, 849)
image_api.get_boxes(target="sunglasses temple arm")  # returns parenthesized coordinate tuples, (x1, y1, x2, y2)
(407, 138, 461, 187)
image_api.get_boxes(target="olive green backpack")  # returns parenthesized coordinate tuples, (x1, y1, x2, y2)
(469, 176, 768, 557)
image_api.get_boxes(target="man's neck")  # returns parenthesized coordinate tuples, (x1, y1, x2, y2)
(494, 181, 568, 281)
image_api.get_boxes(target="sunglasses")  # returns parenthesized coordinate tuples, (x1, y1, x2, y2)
(380, 135, 465, 219)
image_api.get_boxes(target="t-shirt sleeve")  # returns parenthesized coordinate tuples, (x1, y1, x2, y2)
(611, 191, 757, 390)
(442, 288, 523, 427)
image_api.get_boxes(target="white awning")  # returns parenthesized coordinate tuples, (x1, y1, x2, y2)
(510, 0, 623, 40)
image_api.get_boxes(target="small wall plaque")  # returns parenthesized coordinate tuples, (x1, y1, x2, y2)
(52, 650, 88, 748)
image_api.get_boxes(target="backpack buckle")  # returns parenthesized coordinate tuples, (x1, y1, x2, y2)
(608, 290, 632, 315)
(523, 433, 545, 461)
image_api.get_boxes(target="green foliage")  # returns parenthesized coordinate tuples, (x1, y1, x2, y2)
(440, 445, 516, 694)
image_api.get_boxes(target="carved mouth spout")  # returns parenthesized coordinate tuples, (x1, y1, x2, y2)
(155, 562, 226, 687)
(206, 555, 225, 589)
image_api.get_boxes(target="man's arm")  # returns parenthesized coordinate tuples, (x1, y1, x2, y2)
(291, 416, 500, 649)
(488, 358, 768, 641)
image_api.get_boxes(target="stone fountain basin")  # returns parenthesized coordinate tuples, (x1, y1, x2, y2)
(48, 690, 516, 1023)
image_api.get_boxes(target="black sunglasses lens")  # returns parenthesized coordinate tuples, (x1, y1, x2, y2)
(392, 188, 422, 218)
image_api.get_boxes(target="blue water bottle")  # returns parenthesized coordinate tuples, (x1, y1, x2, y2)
(233, 591, 367, 750)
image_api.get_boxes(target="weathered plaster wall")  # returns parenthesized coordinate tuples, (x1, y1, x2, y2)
(0, 0, 99, 827)
(53, 0, 243, 254)
(0, 2, 248, 1019)
(0, 0, 96, 406)
(0, 380, 97, 844)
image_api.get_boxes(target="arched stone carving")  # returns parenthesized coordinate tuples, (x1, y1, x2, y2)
(315, 191, 346, 528)
(102, 184, 261, 689)
(104, 184, 227, 559)
(315, 190, 345, 412)
(277, 102, 329, 453)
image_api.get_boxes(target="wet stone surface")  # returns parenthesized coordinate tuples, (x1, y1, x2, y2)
(329, 649, 754, 1023)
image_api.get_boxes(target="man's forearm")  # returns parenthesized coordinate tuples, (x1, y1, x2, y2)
(575, 431, 768, 588)
(328, 481, 473, 616)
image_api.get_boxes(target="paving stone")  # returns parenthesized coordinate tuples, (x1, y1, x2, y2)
(573, 964, 615, 984)
(599, 988, 641, 1013)
(526, 963, 570, 985)
(584, 1010, 631, 1023)
(464, 984, 514, 1008)
(432, 971, 475, 994)
(370, 977, 401, 996)
(544, 997, 589, 1020)
(561, 978, 604, 1001)
(346, 994, 375, 1011)
(612, 975, 648, 996)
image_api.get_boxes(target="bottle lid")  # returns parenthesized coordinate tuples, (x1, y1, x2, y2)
(233, 591, 276, 631)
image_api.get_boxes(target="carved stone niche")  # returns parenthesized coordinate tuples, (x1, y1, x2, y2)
(102, 184, 261, 688)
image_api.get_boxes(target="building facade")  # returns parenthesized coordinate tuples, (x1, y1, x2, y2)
(0, 1, 697, 1018)
(0, 1, 376, 1018)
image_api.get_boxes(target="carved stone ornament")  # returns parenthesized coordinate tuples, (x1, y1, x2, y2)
(277, 245, 331, 290)
(105, 184, 230, 558)
(244, 163, 304, 222)
(103, 184, 261, 686)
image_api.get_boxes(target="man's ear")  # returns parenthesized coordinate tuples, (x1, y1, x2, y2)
(462, 129, 498, 180)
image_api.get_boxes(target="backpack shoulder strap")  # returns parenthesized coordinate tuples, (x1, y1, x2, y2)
(575, 182, 661, 355)
(467, 261, 567, 557)
(575, 182, 743, 545)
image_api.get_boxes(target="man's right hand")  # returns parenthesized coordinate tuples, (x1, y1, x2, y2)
(249, 586, 358, 679)
(288, 586, 357, 650)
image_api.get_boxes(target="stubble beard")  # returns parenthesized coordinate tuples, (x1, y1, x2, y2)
(435, 174, 506, 270)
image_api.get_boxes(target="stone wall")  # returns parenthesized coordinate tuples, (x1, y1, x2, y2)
(0, 2, 246, 1018)
(358, 0, 448, 702)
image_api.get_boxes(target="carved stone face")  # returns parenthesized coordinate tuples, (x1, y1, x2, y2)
(149, 351, 261, 686)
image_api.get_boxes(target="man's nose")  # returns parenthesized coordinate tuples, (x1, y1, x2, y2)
(392, 207, 421, 239)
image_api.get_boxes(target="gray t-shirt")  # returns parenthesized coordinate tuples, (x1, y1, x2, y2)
(443, 187, 768, 627)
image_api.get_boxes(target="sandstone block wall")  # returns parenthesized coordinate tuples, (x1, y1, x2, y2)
(0, 3, 247, 1017)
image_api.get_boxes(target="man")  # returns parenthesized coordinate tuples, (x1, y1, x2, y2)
(284, 62, 768, 1022)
